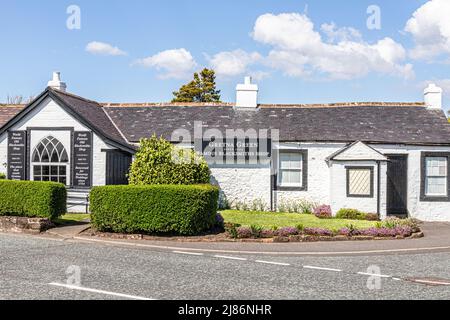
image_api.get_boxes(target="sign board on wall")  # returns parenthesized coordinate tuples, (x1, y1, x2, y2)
(7, 131, 27, 180)
(73, 131, 93, 188)
(198, 138, 272, 165)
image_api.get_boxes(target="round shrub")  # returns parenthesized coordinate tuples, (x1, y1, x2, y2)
(336, 208, 367, 220)
(313, 205, 332, 219)
(129, 135, 211, 185)
(0, 173, 6, 180)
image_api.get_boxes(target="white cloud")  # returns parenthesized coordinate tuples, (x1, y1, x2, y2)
(320, 22, 362, 43)
(134, 48, 197, 79)
(252, 13, 413, 80)
(405, 0, 450, 60)
(85, 41, 127, 56)
(207, 49, 262, 77)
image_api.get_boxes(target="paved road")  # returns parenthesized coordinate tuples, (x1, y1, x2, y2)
(1, 233, 449, 300)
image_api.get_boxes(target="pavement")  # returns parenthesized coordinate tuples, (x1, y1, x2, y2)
(0, 232, 449, 300)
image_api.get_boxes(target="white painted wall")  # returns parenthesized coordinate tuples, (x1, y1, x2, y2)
(274, 142, 346, 210)
(210, 165, 271, 209)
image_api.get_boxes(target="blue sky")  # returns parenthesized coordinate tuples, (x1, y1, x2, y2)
(1, 0, 450, 111)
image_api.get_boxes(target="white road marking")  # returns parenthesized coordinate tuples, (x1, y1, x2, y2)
(303, 265, 342, 272)
(392, 277, 402, 281)
(412, 279, 450, 286)
(49, 282, 153, 300)
(214, 255, 248, 261)
(357, 272, 392, 278)
(173, 251, 204, 256)
(255, 260, 291, 266)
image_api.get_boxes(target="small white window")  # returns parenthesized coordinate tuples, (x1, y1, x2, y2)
(347, 167, 373, 198)
(279, 152, 303, 187)
(425, 157, 447, 196)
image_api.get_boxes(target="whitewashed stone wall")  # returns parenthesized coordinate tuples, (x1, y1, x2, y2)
(210, 165, 271, 209)
(274, 143, 346, 210)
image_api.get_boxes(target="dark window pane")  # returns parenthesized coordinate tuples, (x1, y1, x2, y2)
(60, 178, 67, 185)
(51, 166, 58, 175)
(59, 166, 66, 175)
(60, 150, 69, 163)
(42, 166, 49, 175)
(33, 166, 41, 175)
(51, 177, 58, 182)
(42, 176, 49, 182)
(51, 151, 59, 162)
(34, 177, 42, 182)
(41, 150, 50, 162)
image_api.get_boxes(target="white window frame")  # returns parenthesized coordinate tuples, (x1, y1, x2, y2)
(277, 151, 304, 188)
(425, 156, 448, 197)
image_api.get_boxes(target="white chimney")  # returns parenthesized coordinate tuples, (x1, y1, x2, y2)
(424, 83, 442, 109)
(236, 76, 258, 108)
(47, 71, 67, 92)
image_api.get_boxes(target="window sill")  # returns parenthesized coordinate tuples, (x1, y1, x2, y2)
(420, 195, 450, 202)
(276, 185, 307, 191)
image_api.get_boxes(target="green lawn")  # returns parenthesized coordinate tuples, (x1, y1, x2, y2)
(221, 210, 377, 229)
(54, 214, 90, 226)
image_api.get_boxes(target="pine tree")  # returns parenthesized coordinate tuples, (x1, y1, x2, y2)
(172, 68, 221, 103)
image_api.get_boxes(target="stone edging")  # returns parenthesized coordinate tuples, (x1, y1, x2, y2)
(0, 216, 53, 234)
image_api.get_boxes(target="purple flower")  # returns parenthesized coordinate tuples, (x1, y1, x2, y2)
(236, 227, 253, 239)
(260, 229, 276, 238)
(276, 227, 299, 237)
(313, 205, 332, 219)
(304, 227, 334, 236)
(358, 226, 413, 237)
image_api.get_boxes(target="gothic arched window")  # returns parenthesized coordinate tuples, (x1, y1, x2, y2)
(32, 136, 68, 185)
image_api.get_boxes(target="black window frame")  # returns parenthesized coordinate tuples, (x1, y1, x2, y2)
(273, 149, 308, 191)
(346, 166, 374, 198)
(420, 152, 450, 202)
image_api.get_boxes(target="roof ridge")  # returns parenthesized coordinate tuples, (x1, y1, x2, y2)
(48, 87, 102, 106)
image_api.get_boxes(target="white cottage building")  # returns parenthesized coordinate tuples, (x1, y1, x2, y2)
(1, 73, 450, 221)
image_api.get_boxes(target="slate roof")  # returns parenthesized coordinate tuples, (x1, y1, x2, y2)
(49, 88, 130, 147)
(104, 104, 450, 145)
(2, 89, 450, 147)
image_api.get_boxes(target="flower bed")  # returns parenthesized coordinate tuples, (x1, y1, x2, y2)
(224, 217, 423, 242)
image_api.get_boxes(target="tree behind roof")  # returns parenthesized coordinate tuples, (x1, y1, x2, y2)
(172, 68, 221, 103)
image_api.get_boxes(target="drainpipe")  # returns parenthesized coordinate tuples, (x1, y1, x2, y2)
(377, 161, 381, 216)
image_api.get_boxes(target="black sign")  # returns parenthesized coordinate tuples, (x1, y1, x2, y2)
(7, 131, 27, 180)
(73, 131, 92, 188)
(198, 138, 271, 164)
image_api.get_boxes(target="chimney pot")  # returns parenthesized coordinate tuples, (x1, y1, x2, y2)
(48, 71, 67, 92)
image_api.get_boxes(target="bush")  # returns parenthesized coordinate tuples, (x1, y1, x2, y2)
(0, 180, 66, 220)
(128, 135, 211, 185)
(0, 173, 6, 180)
(336, 208, 366, 220)
(90, 184, 219, 235)
(313, 205, 332, 219)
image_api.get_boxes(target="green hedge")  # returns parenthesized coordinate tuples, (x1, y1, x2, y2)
(0, 173, 6, 180)
(90, 184, 219, 235)
(0, 180, 67, 220)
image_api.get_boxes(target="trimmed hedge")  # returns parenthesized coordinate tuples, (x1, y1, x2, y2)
(90, 184, 219, 235)
(0, 180, 67, 220)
